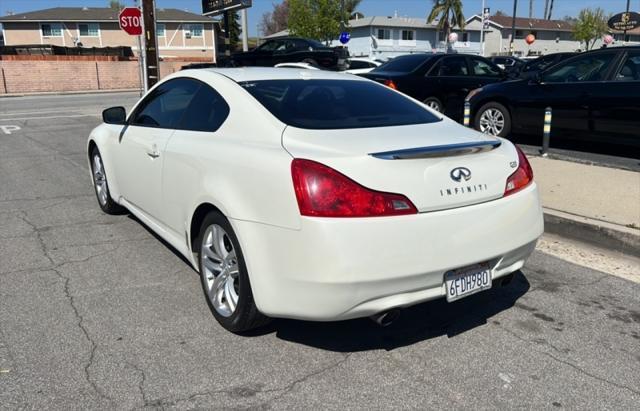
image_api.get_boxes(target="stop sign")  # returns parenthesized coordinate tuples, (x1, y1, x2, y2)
(119, 7, 142, 36)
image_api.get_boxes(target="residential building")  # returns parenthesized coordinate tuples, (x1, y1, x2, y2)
(466, 15, 580, 56)
(335, 16, 485, 58)
(0, 7, 219, 60)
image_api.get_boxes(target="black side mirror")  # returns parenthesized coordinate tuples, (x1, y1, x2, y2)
(102, 106, 126, 125)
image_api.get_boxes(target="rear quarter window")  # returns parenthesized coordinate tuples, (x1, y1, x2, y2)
(240, 79, 441, 130)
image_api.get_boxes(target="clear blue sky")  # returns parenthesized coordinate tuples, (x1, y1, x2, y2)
(1, 0, 636, 36)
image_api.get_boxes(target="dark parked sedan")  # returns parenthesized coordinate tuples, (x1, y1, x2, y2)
(231, 37, 348, 70)
(467, 47, 640, 149)
(518, 52, 577, 79)
(360, 53, 506, 121)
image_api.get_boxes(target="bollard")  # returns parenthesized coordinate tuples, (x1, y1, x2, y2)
(540, 107, 552, 157)
(463, 100, 471, 127)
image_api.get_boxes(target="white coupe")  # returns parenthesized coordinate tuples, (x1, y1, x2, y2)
(88, 68, 543, 332)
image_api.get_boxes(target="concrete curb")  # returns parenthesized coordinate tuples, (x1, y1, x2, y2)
(543, 208, 640, 258)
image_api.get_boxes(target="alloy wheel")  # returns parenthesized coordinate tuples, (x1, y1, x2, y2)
(201, 224, 240, 317)
(92, 154, 108, 206)
(479, 108, 505, 136)
(425, 100, 442, 112)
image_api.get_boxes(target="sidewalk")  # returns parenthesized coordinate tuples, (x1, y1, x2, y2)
(529, 156, 640, 257)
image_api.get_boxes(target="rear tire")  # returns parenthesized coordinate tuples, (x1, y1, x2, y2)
(197, 211, 270, 333)
(423, 97, 443, 113)
(302, 58, 319, 67)
(90, 147, 124, 215)
(474, 102, 511, 137)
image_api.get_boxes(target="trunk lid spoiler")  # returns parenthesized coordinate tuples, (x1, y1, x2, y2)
(369, 140, 502, 160)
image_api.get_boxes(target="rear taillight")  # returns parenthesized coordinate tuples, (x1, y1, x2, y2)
(504, 146, 533, 196)
(291, 159, 417, 217)
(384, 79, 398, 90)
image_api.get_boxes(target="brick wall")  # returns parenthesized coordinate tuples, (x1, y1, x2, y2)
(0, 60, 190, 94)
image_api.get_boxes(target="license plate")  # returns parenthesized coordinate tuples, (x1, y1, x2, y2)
(444, 263, 492, 302)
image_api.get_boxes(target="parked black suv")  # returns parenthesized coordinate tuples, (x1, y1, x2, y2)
(467, 47, 640, 150)
(231, 37, 348, 70)
(360, 53, 506, 121)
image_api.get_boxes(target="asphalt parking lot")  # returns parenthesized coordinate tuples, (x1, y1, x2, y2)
(1, 92, 639, 409)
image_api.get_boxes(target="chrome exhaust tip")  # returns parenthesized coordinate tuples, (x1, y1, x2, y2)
(370, 309, 401, 327)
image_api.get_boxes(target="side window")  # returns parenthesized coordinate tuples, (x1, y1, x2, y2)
(259, 40, 279, 51)
(178, 84, 230, 132)
(615, 52, 640, 82)
(470, 58, 502, 77)
(543, 53, 616, 83)
(437, 57, 469, 77)
(290, 39, 310, 51)
(130, 78, 200, 128)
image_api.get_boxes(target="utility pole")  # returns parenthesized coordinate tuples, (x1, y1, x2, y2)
(241, 8, 249, 51)
(543, 0, 549, 19)
(480, 0, 485, 57)
(223, 11, 231, 60)
(547, 0, 554, 20)
(141, 0, 159, 89)
(624, 0, 631, 42)
(529, 0, 534, 19)
(510, 0, 518, 56)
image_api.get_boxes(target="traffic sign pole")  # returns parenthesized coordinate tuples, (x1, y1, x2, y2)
(118, 6, 146, 93)
(142, 0, 160, 89)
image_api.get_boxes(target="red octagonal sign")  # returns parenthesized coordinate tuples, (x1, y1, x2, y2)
(119, 7, 142, 36)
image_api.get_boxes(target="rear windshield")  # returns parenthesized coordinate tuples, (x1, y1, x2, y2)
(240, 79, 441, 130)
(372, 54, 433, 73)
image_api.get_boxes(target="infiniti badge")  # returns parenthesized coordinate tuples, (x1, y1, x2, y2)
(450, 167, 472, 182)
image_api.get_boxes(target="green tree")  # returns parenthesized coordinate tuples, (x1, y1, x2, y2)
(344, 0, 363, 19)
(289, 0, 342, 44)
(573, 7, 609, 50)
(427, 0, 466, 51)
(228, 10, 242, 51)
(109, 0, 125, 10)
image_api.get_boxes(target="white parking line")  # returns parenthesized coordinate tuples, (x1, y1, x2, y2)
(0, 114, 99, 121)
(0, 109, 76, 116)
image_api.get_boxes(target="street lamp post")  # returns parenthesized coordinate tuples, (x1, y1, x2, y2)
(510, 0, 518, 56)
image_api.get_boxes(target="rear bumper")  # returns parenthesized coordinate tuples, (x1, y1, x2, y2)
(232, 184, 543, 321)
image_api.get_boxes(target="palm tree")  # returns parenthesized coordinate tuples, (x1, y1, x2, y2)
(344, 0, 363, 19)
(427, 0, 465, 52)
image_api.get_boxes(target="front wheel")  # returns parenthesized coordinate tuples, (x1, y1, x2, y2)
(474, 102, 512, 137)
(197, 212, 270, 333)
(90, 147, 124, 215)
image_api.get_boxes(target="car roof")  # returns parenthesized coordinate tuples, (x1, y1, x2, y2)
(196, 67, 365, 83)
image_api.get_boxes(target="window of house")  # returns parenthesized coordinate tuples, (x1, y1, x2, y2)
(41, 23, 62, 37)
(377, 28, 391, 40)
(187, 24, 203, 38)
(515, 30, 524, 39)
(78, 23, 99, 37)
(401, 30, 415, 41)
(156, 23, 165, 37)
(462, 32, 469, 42)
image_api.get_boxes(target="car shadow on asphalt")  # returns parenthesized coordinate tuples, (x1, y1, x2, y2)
(249, 272, 530, 352)
(126, 214, 531, 352)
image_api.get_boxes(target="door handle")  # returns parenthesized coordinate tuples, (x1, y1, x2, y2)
(147, 143, 159, 159)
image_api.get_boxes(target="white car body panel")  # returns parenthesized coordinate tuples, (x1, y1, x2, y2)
(87, 68, 543, 321)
